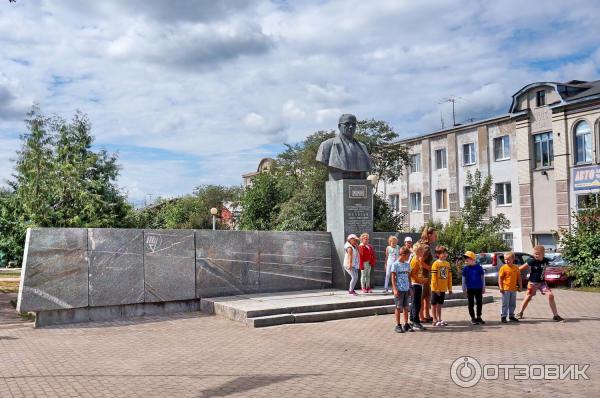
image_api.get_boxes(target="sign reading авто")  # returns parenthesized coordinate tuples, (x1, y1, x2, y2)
(573, 165, 600, 191)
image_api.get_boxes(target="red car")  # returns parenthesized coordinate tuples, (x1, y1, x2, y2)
(543, 254, 573, 287)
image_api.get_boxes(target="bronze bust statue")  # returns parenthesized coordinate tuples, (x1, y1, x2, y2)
(316, 114, 372, 180)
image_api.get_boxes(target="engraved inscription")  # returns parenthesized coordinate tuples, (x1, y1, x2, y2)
(345, 203, 371, 233)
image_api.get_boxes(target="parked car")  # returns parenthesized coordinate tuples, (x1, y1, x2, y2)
(477, 252, 531, 286)
(543, 254, 573, 287)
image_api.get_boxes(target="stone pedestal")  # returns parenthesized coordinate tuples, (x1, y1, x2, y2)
(326, 179, 373, 289)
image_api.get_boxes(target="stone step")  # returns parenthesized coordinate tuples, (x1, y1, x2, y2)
(202, 289, 495, 327)
(248, 296, 494, 327)
(203, 291, 467, 321)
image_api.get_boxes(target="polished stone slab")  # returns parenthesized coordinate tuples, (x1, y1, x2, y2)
(144, 230, 195, 302)
(195, 230, 260, 297)
(88, 228, 144, 307)
(257, 231, 332, 290)
(17, 228, 88, 313)
(19, 228, 336, 324)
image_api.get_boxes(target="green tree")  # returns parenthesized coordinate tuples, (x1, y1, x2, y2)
(355, 119, 410, 184)
(373, 194, 405, 232)
(434, 170, 510, 263)
(239, 120, 410, 232)
(0, 106, 134, 266)
(462, 169, 509, 233)
(559, 198, 600, 287)
(136, 185, 242, 230)
(239, 172, 290, 230)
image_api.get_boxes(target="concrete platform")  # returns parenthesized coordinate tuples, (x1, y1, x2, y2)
(201, 288, 495, 327)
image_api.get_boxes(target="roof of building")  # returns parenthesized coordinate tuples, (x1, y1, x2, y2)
(399, 79, 600, 144)
(562, 79, 600, 100)
(396, 113, 514, 144)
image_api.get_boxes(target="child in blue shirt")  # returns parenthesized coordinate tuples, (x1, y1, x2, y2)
(392, 246, 414, 333)
(461, 251, 486, 325)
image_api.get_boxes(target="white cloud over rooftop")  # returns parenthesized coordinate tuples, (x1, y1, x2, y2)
(0, 0, 599, 203)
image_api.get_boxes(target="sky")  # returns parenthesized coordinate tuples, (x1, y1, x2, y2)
(1, 0, 599, 206)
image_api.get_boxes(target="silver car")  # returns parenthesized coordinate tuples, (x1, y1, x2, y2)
(477, 252, 532, 286)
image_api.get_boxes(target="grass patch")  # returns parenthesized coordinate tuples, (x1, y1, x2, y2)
(574, 286, 600, 293)
(0, 281, 20, 293)
(19, 312, 35, 322)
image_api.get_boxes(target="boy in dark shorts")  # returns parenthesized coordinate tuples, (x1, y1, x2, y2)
(430, 246, 452, 327)
(516, 245, 564, 322)
(392, 247, 414, 333)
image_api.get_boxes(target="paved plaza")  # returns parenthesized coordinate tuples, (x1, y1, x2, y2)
(0, 288, 598, 397)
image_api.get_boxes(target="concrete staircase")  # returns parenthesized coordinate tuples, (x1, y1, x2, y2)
(201, 289, 494, 328)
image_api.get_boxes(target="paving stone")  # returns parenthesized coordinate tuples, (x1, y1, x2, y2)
(1, 288, 598, 397)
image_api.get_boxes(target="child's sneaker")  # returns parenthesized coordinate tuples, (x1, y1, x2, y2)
(403, 323, 415, 332)
(476, 318, 485, 325)
(411, 322, 426, 331)
(553, 315, 565, 322)
(395, 324, 405, 333)
(470, 318, 479, 325)
(501, 317, 507, 323)
(516, 312, 524, 319)
(349, 290, 357, 296)
(509, 316, 519, 322)
(361, 288, 367, 293)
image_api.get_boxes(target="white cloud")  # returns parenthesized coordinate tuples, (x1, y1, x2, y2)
(0, 0, 599, 202)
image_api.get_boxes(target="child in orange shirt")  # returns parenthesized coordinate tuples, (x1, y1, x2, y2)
(498, 252, 523, 323)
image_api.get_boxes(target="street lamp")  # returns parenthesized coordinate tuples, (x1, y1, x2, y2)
(367, 174, 379, 187)
(210, 207, 218, 231)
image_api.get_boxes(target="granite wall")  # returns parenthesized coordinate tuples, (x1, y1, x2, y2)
(17, 228, 333, 317)
(370, 232, 421, 286)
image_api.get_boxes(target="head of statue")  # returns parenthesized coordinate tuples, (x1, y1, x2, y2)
(338, 114, 357, 139)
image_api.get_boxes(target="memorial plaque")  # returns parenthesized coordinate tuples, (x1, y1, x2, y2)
(348, 185, 368, 199)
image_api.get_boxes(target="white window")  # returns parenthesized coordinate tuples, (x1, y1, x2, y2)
(435, 189, 448, 211)
(575, 121, 592, 164)
(463, 186, 473, 202)
(463, 143, 476, 165)
(502, 232, 514, 250)
(533, 132, 553, 168)
(435, 149, 447, 170)
(388, 194, 400, 212)
(494, 135, 510, 161)
(577, 193, 600, 211)
(495, 182, 512, 206)
(409, 192, 422, 212)
(409, 154, 421, 173)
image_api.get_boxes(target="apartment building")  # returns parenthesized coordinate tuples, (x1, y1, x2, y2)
(381, 79, 600, 253)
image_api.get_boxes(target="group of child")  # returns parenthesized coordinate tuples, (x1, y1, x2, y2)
(343, 231, 564, 334)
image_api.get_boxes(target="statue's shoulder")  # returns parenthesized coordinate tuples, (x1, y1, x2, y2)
(316, 137, 335, 163)
(319, 137, 335, 148)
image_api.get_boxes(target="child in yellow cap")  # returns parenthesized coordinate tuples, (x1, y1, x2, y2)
(461, 251, 486, 325)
